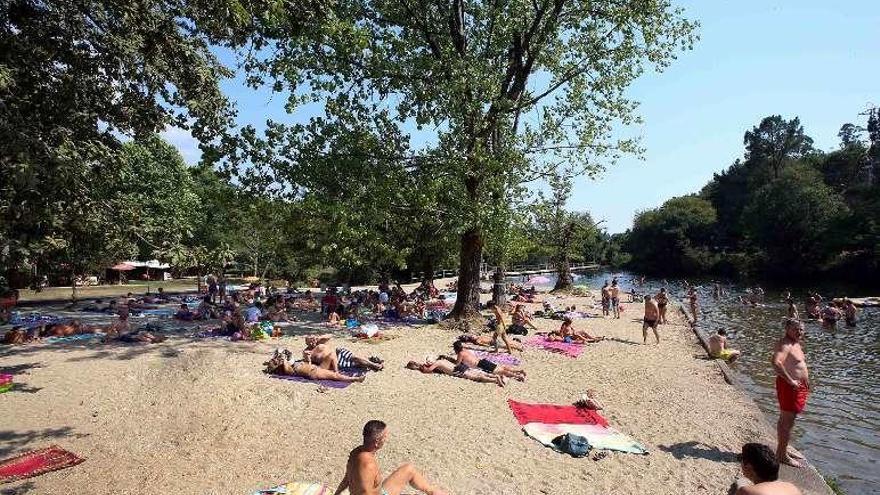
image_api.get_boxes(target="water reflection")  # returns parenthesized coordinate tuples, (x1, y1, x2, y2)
(511, 270, 879, 494)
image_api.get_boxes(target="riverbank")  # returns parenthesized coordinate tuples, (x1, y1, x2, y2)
(1, 289, 820, 494)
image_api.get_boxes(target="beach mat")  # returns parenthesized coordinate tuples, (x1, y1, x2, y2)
(269, 367, 366, 389)
(43, 333, 103, 344)
(474, 351, 522, 366)
(524, 335, 584, 358)
(252, 481, 329, 494)
(0, 445, 84, 484)
(507, 399, 608, 427)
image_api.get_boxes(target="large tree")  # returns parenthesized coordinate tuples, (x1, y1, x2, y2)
(743, 115, 814, 179)
(229, 0, 697, 317)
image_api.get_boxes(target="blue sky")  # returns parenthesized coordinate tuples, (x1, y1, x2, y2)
(163, 0, 879, 233)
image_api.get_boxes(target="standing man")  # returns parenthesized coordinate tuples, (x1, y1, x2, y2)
(642, 294, 660, 344)
(488, 301, 515, 354)
(601, 281, 611, 317)
(771, 318, 810, 467)
(688, 287, 699, 323)
(334, 420, 448, 495)
(610, 280, 621, 319)
(655, 287, 669, 324)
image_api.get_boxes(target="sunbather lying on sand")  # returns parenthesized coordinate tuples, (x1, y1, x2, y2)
(264, 352, 366, 383)
(303, 335, 384, 371)
(405, 358, 506, 387)
(457, 333, 524, 351)
(452, 341, 526, 381)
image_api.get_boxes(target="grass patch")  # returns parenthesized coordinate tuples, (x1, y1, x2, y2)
(823, 475, 847, 495)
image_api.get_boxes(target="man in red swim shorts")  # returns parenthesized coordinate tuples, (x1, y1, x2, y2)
(771, 318, 810, 468)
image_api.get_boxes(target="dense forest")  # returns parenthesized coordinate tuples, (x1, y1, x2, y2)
(623, 111, 880, 285)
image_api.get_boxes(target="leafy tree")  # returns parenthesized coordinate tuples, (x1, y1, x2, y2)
(743, 115, 814, 179)
(742, 164, 847, 277)
(228, 0, 698, 317)
(838, 123, 865, 148)
(626, 195, 717, 276)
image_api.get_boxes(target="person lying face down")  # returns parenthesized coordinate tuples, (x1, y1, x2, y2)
(452, 340, 526, 382)
(405, 358, 505, 387)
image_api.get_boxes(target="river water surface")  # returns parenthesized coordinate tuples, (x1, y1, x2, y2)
(512, 270, 879, 494)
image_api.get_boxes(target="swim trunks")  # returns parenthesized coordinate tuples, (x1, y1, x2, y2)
(711, 349, 734, 361)
(563, 336, 573, 344)
(336, 348, 355, 368)
(453, 363, 469, 375)
(477, 358, 497, 373)
(775, 376, 809, 414)
(611, 297, 619, 307)
(643, 318, 658, 328)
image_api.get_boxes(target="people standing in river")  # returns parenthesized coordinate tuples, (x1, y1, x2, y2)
(771, 318, 810, 468)
(655, 287, 669, 324)
(712, 283, 722, 298)
(610, 280, 621, 319)
(786, 298, 798, 319)
(642, 294, 660, 344)
(843, 298, 858, 327)
(804, 293, 822, 319)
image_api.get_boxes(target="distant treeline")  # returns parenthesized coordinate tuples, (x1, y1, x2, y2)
(621, 111, 880, 284)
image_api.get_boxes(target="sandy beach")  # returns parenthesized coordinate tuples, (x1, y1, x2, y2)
(1, 288, 800, 494)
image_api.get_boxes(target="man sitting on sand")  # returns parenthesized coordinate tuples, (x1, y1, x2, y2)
(333, 420, 447, 495)
(303, 335, 384, 372)
(708, 329, 740, 362)
(452, 341, 525, 381)
(405, 358, 506, 387)
(264, 351, 366, 384)
(735, 443, 802, 495)
(643, 294, 660, 344)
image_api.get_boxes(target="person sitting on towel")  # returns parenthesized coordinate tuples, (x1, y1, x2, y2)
(333, 420, 448, 495)
(264, 352, 366, 384)
(452, 341, 525, 381)
(405, 358, 506, 387)
(175, 303, 196, 321)
(735, 443, 802, 495)
(303, 335, 384, 372)
(547, 317, 603, 344)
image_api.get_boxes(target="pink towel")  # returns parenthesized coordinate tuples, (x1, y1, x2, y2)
(524, 335, 584, 358)
(474, 351, 522, 366)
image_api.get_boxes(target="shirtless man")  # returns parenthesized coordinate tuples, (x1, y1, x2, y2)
(600, 281, 611, 317)
(303, 335, 384, 372)
(488, 302, 515, 354)
(708, 329, 740, 362)
(405, 358, 505, 387)
(548, 317, 603, 344)
(804, 293, 821, 319)
(786, 298, 798, 319)
(771, 318, 810, 467)
(642, 294, 660, 344)
(334, 421, 447, 495)
(735, 443, 802, 495)
(453, 341, 525, 381)
(688, 287, 699, 322)
(456, 334, 524, 352)
(655, 287, 669, 324)
(610, 281, 621, 319)
(843, 298, 857, 327)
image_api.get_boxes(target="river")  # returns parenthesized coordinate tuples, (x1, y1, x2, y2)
(510, 269, 879, 494)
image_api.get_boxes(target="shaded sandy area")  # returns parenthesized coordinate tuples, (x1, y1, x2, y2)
(1, 288, 802, 494)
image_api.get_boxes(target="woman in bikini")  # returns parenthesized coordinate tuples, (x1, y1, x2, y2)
(264, 354, 366, 383)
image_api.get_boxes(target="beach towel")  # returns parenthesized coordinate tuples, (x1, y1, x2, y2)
(0, 445, 85, 484)
(474, 351, 522, 366)
(43, 333, 103, 344)
(507, 400, 647, 455)
(252, 481, 328, 495)
(524, 335, 584, 358)
(507, 400, 608, 427)
(269, 367, 367, 389)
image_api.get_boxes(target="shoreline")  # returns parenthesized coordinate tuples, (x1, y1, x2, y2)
(677, 303, 834, 495)
(1, 287, 828, 494)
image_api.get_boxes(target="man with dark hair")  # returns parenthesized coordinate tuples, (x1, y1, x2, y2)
(708, 329, 741, 362)
(772, 318, 810, 467)
(736, 443, 801, 494)
(334, 421, 447, 495)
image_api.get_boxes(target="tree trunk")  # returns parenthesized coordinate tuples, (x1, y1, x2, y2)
(422, 257, 435, 283)
(553, 255, 573, 292)
(70, 269, 78, 302)
(449, 227, 483, 319)
(491, 265, 506, 306)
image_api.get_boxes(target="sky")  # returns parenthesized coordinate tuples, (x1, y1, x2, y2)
(163, 0, 879, 233)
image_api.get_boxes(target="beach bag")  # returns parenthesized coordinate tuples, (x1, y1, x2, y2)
(552, 433, 591, 458)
